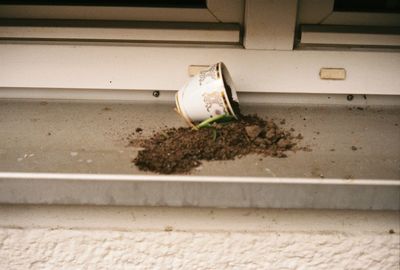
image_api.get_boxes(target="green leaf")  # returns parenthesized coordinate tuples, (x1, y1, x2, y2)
(212, 128, 217, 141)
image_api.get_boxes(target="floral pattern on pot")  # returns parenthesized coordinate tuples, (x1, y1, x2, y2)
(202, 91, 226, 115)
(199, 64, 219, 86)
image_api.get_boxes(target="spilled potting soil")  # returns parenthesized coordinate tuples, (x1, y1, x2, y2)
(129, 114, 308, 174)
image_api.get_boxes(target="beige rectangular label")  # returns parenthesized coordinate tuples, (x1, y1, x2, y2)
(320, 68, 346, 80)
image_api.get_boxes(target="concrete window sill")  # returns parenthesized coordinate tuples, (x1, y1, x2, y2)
(0, 93, 399, 210)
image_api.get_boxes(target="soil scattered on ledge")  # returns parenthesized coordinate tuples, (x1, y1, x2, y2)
(130, 114, 308, 174)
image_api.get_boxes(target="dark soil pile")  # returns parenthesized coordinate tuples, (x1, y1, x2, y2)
(131, 114, 306, 174)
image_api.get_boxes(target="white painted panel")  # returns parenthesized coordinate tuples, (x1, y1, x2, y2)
(244, 0, 298, 50)
(0, 44, 399, 95)
(0, 25, 240, 43)
(301, 31, 400, 47)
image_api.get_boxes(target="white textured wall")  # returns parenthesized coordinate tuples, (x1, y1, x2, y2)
(0, 205, 399, 270)
(1, 228, 399, 270)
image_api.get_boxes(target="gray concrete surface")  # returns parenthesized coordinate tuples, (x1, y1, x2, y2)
(0, 99, 399, 180)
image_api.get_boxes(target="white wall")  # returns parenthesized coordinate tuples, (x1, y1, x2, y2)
(1, 44, 400, 95)
(0, 205, 399, 269)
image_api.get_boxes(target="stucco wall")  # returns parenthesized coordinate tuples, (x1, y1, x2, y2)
(0, 205, 399, 270)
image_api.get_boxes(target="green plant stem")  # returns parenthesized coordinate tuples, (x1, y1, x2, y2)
(195, 114, 234, 129)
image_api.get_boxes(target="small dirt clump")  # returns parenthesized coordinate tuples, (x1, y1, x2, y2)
(130, 114, 305, 174)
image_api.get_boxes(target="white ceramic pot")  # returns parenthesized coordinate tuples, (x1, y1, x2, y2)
(175, 62, 240, 125)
